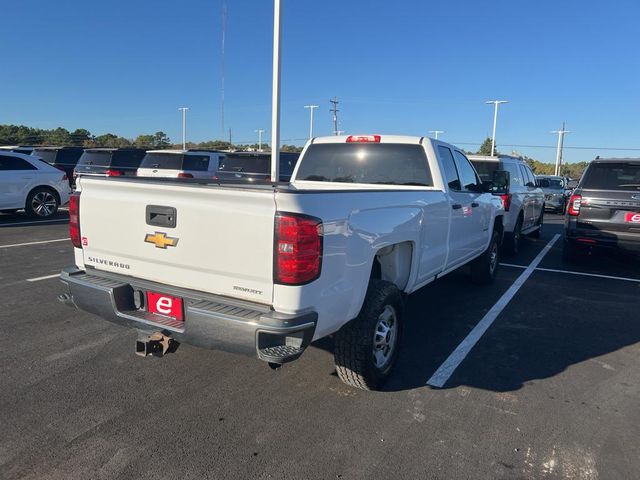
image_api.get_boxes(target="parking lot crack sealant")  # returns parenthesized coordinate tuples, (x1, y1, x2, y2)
(427, 234, 561, 388)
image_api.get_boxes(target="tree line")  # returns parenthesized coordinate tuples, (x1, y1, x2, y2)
(0, 125, 588, 174)
(476, 137, 589, 178)
(0, 124, 303, 152)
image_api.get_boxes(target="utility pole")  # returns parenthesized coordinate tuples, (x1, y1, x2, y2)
(255, 129, 265, 151)
(178, 107, 189, 150)
(228, 128, 232, 150)
(485, 100, 508, 156)
(429, 130, 444, 140)
(330, 97, 340, 135)
(270, 0, 282, 182)
(552, 122, 570, 176)
(304, 104, 318, 139)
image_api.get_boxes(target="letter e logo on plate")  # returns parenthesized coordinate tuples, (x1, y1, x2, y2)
(146, 291, 184, 321)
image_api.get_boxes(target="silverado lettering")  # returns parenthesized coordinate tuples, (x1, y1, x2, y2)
(86, 256, 131, 269)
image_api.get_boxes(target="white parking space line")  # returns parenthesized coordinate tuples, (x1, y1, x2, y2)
(0, 219, 69, 227)
(535, 267, 640, 284)
(427, 234, 560, 388)
(26, 273, 60, 282)
(500, 263, 640, 283)
(0, 238, 68, 249)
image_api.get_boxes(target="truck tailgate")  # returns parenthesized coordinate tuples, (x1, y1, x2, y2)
(77, 178, 276, 304)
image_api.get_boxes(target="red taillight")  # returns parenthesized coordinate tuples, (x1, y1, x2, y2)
(69, 192, 81, 248)
(499, 193, 512, 212)
(346, 135, 381, 143)
(178, 172, 194, 178)
(61, 173, 68, 181)
(568, 194, 582, 216)
(274, 213, 322, 285)
(105, 169, 123, 177)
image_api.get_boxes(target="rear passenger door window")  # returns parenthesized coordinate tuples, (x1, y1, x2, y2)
(183, 155, 210, 171)
(0, 156, 37, 170)
(503, 162, 523, 188)
(437, 146, 461, 191)
(453, 151, 481, 192)
(520, 164, 534, 187)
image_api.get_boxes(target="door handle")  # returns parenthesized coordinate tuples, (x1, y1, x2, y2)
(471, 202, 479, 208)
(146, 205, 177, 228)
(452, 204, 462, 210)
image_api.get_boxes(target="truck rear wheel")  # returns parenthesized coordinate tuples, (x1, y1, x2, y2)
(334, 280, 403, 391)
(470, 230, 500, 285)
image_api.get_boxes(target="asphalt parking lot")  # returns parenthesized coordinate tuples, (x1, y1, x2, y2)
(1, 212, 638, 479)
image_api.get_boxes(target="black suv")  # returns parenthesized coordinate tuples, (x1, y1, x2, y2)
(564, 158, 640, 260)
(74, 148, 146, 179)
(216, 152, 300, 182)
(32, 147, 84, 187)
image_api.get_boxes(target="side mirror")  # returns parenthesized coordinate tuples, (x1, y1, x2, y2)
(567, 180, 579, 189)
(537, 178, 550, 188)
(491, 170, 509, 194)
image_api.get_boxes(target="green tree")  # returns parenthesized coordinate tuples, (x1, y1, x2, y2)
(477, 137, 497, 156)
(70, 128, 92, 146)
(152, 131, 171, 148)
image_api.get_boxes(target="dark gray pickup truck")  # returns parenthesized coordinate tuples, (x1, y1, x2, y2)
(564, 158, 640, 260)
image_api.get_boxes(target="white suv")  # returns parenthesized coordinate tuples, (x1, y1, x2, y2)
(136, 150, 225, 179)
(469, 155, 544, 254)
(0, 151, 71, 218)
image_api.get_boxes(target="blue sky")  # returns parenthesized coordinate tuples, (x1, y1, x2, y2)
(1, 0, 639, 163)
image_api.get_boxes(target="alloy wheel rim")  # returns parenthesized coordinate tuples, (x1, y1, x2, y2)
(372, 305, 398, 370)
(32, 192, 56, 217)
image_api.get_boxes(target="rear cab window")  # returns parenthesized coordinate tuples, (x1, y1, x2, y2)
(296, 143, 433, 186)
(471, 160, 499, 183)
(581, 162, 640, 191)
(33, 149, 58, 164)
(219, 154, 270, 174)
(77, 151, 113, 167)
(111, 150, 146, 169)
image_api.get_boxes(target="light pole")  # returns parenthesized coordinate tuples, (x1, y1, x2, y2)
(552, 122, 570, 176)
(255, 129, 265, 151)
(304, 105, 318, 139)
(270, 0, 282, 182)
(485, 100, 508, 156)
(178, 107, 189, 150)
(429, 130, 444, 140)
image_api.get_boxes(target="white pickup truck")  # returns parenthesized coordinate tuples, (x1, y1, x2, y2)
(60, 135, 505, 390)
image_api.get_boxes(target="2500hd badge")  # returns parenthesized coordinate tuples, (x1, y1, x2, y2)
(86, 256, 131, 270)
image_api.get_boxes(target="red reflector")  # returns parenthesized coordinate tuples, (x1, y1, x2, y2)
(576, 238, 597, 244)
(178, 172, 194, 178)
(499, 193, 512, 212)
(105, 169, 123, 177)
(568, 194, 582, 216)
(274, 213, 322, 285)
(146, 291, 184, 321)
(346, 135, 381, 143)
(69, 192, 81, 248)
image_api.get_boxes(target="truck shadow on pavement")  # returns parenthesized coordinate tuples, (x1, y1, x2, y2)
(313, 224, 640, 393)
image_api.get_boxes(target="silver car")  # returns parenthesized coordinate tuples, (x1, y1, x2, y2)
(536, 175, 569, 213)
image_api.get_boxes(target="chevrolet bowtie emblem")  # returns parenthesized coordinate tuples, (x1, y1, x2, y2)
(144, 232, 179, 249)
